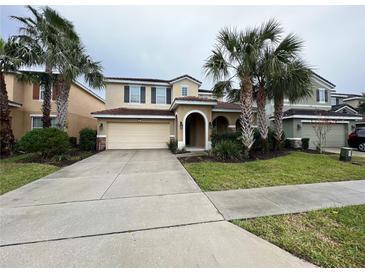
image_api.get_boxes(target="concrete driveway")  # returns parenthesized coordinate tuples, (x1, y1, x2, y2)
(324, 147, 365, 157)
(0, 149, 312, 267)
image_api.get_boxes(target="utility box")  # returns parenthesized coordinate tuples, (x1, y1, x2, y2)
(340, 147, 352, 162)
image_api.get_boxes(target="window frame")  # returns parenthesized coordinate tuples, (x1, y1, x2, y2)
(39, 84, 53, 101)
(129, 85, 141, 104)
(155, 87, 167, 104)
(181, 85, 188, 97)
(31, 115, 57, 129)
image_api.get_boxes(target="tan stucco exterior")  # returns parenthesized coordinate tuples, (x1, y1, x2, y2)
(6, 73, 105, 141)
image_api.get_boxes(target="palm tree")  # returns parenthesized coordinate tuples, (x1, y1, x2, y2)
(204, 27, 267, 159)
(0, 37, 37, 156)
(358, 93, 365, 115)
(11, 5, 79, 128)
(55, 43, 104, 129)
(268, 59, 313, 150)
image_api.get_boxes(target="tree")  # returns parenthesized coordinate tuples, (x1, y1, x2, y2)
(11, 5, 79, 128)
(358, 93, 365, 115)
(55, 43, 104, 130)
(311, 116, 334, 153)
(0, 37, 36, 156)
(268, 59, 313, 150)
(204, 27, 266, 159)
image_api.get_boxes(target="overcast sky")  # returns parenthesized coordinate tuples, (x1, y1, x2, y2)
(1, 5, 365, 98)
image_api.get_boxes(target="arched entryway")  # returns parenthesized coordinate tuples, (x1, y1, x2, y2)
(183, 111, 207, 149)
(213, 116, 229, 134)
(236, 118, 242, 132)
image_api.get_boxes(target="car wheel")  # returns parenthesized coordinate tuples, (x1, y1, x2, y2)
(358, 143, 365, 152)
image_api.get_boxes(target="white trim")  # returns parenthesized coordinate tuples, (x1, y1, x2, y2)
(96, 134, 106, 138)
(8, 102, 22, 108)
(228, 125, 236, 128)
(282, 115, 362, 121)
(212, 108, 241, 113)
(129, 85, 141, 104)
(169, 135, 175, 138)
(182, 110, 209, 150)
(73, 81, 105, 103)
(155, 86, 167, 105)
(331, 93, 349, 98)
(334, 106, 358, 114)
(30, 114, 57, 129)
(198, 92, 212, 95)
(301, 120, 349, 124)
(170, 100, 217, 110)
(343, 97, 361, 102)
(170, 76, 201, 86)
(30, 114, 57, 117)
(92, 114, 175, 119)
(106, 79, 170, 86)
(312, 74, 336, 89)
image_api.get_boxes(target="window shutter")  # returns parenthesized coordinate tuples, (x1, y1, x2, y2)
(316, 89, 319, 102)
(325, 90, 328, 102)
(166, 87, 171, 104)
(52, 83, 59, 100)
(33, 83, 40, 100)
(151, 87, 156, 104)
(124, 86, 130, 102)
(140, 87, 146, 103)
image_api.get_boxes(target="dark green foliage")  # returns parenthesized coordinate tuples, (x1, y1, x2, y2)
(211, 130, 241, 148)
(284, 139, 291, 148)
(252, 127, 278, 152)
(302, 138, 310, 150)
(17, 128, 70, 158)
(167, 138, 178, 154)
(79, 128, 96, 151)
(212, 140, 242, 161)
(69, 137, 77, 147)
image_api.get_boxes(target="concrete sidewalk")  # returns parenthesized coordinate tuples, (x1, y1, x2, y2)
(206, 180, 365, 220)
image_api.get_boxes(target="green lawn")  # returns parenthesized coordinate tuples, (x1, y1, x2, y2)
(232, 205, 365, 267)
(183, 152, 365, 191)
(0, 154, 59, 195)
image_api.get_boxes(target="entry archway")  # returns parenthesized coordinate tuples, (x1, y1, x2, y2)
(183, 110, 209, 150)
(213, 116, 229, 134)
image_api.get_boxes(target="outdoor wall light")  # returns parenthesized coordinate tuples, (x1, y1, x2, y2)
(180, 121, 183, 129)
(99, 123, 103, 129)
(209, 122, 213, 129)
(297, 123, 302, 130)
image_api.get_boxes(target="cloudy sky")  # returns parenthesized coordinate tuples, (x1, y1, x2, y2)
(1, 5, 365, 98)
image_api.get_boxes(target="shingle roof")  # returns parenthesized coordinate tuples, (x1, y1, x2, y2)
(105, 74, 202, 84)
(214, 101, 240, 110)
(198, 89, 213, 93)
(91, 107, 174, 116)
(283, 108, 362, 118)
(173, 96, 217, 102)
(312, 72, 336, 88)
(331, 104, 358, 112)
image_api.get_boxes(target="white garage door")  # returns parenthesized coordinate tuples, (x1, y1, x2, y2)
(302, 123, 346, 148)
(107, 122, 170, 149)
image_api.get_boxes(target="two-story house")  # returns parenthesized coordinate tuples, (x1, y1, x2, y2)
(268, 73, 363, 148)
(91, 75, 256, 150)
(5, 72, 105, 142)
(91, 73, 362, 151)
(330, 92, 363, 115)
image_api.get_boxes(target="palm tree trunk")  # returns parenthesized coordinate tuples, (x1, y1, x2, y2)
(0, 72, 15, 157)
(273, 95, 284, 151)
(240, 74, 254, 159)
(56, 77, 71, 130)
(42, 63, 52, 128)
(257, 83, 268, 152)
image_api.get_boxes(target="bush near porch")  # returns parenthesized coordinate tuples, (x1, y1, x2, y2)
(183, 151, 365, 191)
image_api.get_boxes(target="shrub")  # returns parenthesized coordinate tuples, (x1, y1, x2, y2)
(252, 127, 278, 152)
(79, 128, 97, 151)
(211, 129, 241, 148)
(17, 128, 70, 158)
(212, 140, 242, 161)
(167, 138, 178, 154)
(69, 137, 77, 147)
(302, 138, 310, 150)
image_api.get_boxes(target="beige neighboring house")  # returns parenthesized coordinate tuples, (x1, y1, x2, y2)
(91, 75, 255, 150)
(5, 72, 105, 142)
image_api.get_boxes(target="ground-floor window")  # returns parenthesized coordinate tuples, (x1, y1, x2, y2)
(31, 116, 57, 129)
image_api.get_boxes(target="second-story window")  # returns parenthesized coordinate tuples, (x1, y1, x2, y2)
(39, 84, 53, 101)
(156, 87, 167, 104)
(181, 86, 188, 96)
(130, 86, 141, 103)
(318, 88, 326, 103)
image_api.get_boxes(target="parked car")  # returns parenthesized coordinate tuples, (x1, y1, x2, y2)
(348, 127, 365, 152)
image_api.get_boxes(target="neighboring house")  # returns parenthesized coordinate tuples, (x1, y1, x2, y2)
(268, 73, 363, 148)
(91, 74, 256, 150)
(5, 72, 105, 142)
(331, 92, 363, 110)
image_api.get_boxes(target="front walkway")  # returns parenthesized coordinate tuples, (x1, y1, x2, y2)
(206, 180, 365, 220)
(0, 150, 312, 267)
